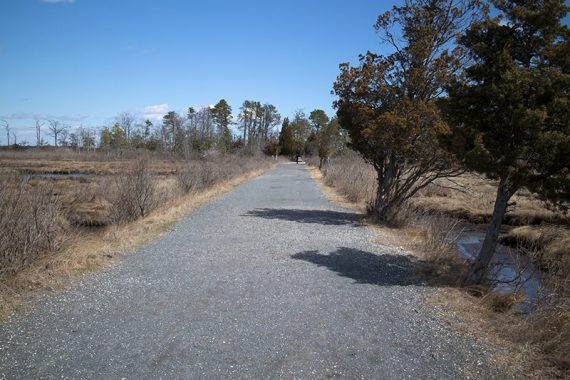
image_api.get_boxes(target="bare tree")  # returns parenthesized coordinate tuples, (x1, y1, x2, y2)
(35, 119, 45, 147)
(1, 120, 9, 146)
(116, 112, 135, 145)
(79, 127, 96, 151)
(48, 119, 67, 147)
(59, 129, 69, 147)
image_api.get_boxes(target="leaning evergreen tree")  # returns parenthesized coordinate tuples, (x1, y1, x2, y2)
(333, 0, 486, 221)
(442, 0, 570, 285)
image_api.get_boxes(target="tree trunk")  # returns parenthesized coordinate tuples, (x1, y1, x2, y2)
(372, 155, 397, 221)
(465, 177, 516, 286)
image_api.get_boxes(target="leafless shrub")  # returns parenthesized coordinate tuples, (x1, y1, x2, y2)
(416, 213, 462, 256)
(176, 162, 202, 193)
(319, 151, 376, 204)
(176, 155, 271, 194)
(111, 157, 156, 223)
(199, 162, 218, 188)
(0, 175, 68, 278)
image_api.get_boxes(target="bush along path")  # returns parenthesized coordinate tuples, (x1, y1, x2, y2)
(0, 163, 504, 379)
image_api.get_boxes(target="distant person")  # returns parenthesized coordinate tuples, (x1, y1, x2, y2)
(295, 154, 300, 164)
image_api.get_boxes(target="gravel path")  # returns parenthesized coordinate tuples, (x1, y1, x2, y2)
(0, 163, 503, 379)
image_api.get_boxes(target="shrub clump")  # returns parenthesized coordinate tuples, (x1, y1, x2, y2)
(176, 154, 269, 194)
(110, 157, 156, 223)
(0, 175, 68, 278)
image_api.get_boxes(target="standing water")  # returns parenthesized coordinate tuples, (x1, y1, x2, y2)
(455, 226, 542, 314)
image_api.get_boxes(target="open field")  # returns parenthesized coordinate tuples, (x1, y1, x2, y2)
(0, 149, 276, 317)
(0, 149, 182, 175)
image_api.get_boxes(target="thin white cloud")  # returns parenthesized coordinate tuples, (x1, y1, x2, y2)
(40, 0, 76, 3)
(140, 104, 169, 121)
(1, 112, 87, 122)
(2, 112, 41, 120)
(60, 114, 88, 122)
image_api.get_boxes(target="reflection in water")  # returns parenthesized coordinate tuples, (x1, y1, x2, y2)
(455, 227, 542, 314)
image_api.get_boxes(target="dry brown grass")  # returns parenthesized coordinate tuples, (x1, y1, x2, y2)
(0, 149, 181, 175)
(308, 152, 376, 206)
(501, 225, 570, 271)
(313, 152, 569, 279)
(0, 175, 69, 279)
(428, 289, 548, 378)
(0, 151, 276, 320)
(308, 160, 470, 287)
(413, 174, 570, 226)
(429, 288, 569, 379)
(306, 165, 367, 213)
(308, 153, 570, 378)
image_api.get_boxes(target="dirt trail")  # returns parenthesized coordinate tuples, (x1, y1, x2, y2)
(0, 163, 503, 379)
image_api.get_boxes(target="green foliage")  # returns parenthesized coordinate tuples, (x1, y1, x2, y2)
(99, 127, 113, 150)
(443, 0, 570, 204)
(110, 123, 127, 149)
(318, 117, 344, 162)
(263, 139, 280, 156)
(289, 110, 312, 154)
(278, 117, 294, 155)
(442, 0, 570, 284)
(333, 0, 484, 220)
(162, 111, 185, 154)
(239, 100, 280, 151)
(212, 99, 233, 153)
(309, 109, 330, 132)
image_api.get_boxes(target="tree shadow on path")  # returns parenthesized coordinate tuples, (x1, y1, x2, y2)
(244, 208, 361, 226)
(291, 247, 422, 286)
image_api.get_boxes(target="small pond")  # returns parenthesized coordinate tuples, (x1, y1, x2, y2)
(455, 226, 542, 314)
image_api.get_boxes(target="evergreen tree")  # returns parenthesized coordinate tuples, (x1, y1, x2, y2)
(309, 109, 329, 132)
(99, 127, 113, 150)
(163, 111, 184, 154)
(318, 118, 343, 168)
(110, 123, 126, 149)
(333, 0, 485, 221)
(289, 110, 311, 155)
(211, 99, 233, 153)
(278, 117, 294, 155)
(442, 0, 570, 285)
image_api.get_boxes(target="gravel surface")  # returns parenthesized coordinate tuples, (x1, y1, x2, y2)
(0, 163, 504, 379)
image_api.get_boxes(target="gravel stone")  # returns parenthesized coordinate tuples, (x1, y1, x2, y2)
(0, 163, 505, 379)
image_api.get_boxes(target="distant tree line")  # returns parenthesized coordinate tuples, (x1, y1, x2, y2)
(7, 99, 346, 163)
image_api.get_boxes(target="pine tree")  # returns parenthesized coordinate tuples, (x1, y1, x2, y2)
(211, 99, 233, 153)
(333, 0, 485, 221)
(278, 117, 294, 155)
(442, 0, 570, 285)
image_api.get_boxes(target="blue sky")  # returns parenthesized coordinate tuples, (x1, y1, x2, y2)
(0, 0, 393, 144)
(1, 1, 569, 145)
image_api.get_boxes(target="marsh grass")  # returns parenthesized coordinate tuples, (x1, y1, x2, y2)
(309, 151, 570, 378)
(0, 151, 275, 319)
